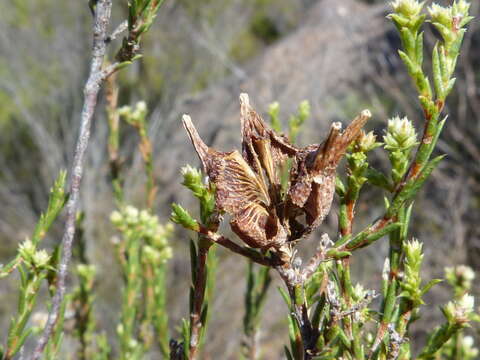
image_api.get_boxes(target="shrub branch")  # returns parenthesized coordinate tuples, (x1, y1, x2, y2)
(31, 1, 114, 358)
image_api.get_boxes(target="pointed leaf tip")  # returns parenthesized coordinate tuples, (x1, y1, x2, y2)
(182, 114, 192, 124)
(361, 109, 372, 118)
(182, 114, 210, 167)
(239, 93, 250, 106)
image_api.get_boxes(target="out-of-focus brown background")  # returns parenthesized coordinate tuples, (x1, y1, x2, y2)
(0, 0, 479, 358)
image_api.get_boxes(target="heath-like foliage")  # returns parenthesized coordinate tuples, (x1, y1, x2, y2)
(173, 1, 478, 359)
(1, 1, 478, 360)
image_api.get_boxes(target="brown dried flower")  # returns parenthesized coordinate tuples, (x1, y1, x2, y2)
(183, 94, 370, 251)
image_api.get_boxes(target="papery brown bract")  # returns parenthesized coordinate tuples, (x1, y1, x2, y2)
(288, 110, 371, 238)
(183, 113, 288, 249)
(182, 94, 370, 250)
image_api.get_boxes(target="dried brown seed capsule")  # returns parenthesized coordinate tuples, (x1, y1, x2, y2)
(288, 110, 371, 237)
(183, 112, 288, 250)
(183, 93, 370, 248)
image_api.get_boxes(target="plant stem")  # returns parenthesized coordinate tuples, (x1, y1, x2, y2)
(242, 262, 271, 360)
(105, 72, 124, 204)
(119, 234, 143, 359)
(3, 271, 45, 360)
(31, 2, 113, 358)
(198, 227, 274, 267)
(188, 237, 212, 360)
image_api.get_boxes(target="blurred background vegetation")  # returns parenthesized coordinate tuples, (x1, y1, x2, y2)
(0, 0, 479, 358)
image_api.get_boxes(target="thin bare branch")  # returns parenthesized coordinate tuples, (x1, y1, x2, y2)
(30, 1, 113, 358)
(106, 20, 128, 43)
(301, 234, 332, 281)
(198, 227, 274, 267)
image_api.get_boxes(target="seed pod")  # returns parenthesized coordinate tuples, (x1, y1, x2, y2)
(288, 110, 371, 236)
(183, 93, 370, 248)
(183, 110, 288, 250)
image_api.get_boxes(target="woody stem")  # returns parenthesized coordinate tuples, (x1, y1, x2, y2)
(275, 262, 317, 359)
(198, 227, 274, 267)
(188, 237, 211, 360)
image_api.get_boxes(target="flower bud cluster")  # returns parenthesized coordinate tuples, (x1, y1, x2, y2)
(76, 264, 96, 284)
(288, 100, 310, 143)
(181, 165, 206, 199)
(445, 265, 475, 298)
(18, 239, 51, 270)
(429, 1, 473, 43)
(399, 239, 424, 306)
(384, 116, 417, 152)
(443, 293, 475, 325)
(428, 1, 473, 94)
(355, 130, 381, 154)
(117, 101, 148, 126)
(111, 206, 173, 264)
(389, 0, 425, 30)
(384, 116, 418, 183)
(343, 131, 381, 198)
(181, 165, 215, 224)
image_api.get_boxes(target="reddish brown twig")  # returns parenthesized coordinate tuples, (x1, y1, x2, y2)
(188, 239, 211, 360)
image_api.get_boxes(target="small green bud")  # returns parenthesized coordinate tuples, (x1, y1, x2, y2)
(18, 239, 36, 262)
(268, 102, 281, 132)
(181, 164, 202, 180)
(288, 100, 310, 143)
(180, 164, 216, 223)
(444, 293, 474, 324)
(118, 101, 148, 126)
(399, 239, 426, 306)
(296, 100, 310, 123)
(354, 130, 381, 153)
(135, 100, 147, 114)
(391, 0, 424, 18)
(31, 311, 49, 330)
(124, 205, 139, 224)
(181, 165, 205, 197)
(405, 238, 423, 262)
(384, 116, 418, 152)
(143, 245, 161, 264)
(18, 239, 51, 269)
(139, 209, 150, 223)
(163, 247, 173, 261)
(352, 283, 367, 301)
(77, 264, 96, 280)
(429, 1, 472, 45)
(117, 323, 124, 336)
(110, 210, 123, 226)
(32, 250, 51, 268)
(428, 4, 452, 28)
(131, 101, 147, 123)
(171, 203, 199, 232)
(117, 105, 132, 118)
(452, 0, 472, 27)
(111, 206, 173, 263)
(366, 332, 374, 345)
(445, 265, 475, 294)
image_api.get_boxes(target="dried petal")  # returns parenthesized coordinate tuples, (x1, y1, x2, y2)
(182, 113, 287, 249)
(240, 93, 298, 187)
(289, 110, 371, 233)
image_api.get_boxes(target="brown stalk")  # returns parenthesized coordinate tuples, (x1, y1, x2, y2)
(105, 72, 122, 187)
(188, 239, 211, 360)
(199, 227, 274, 267)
